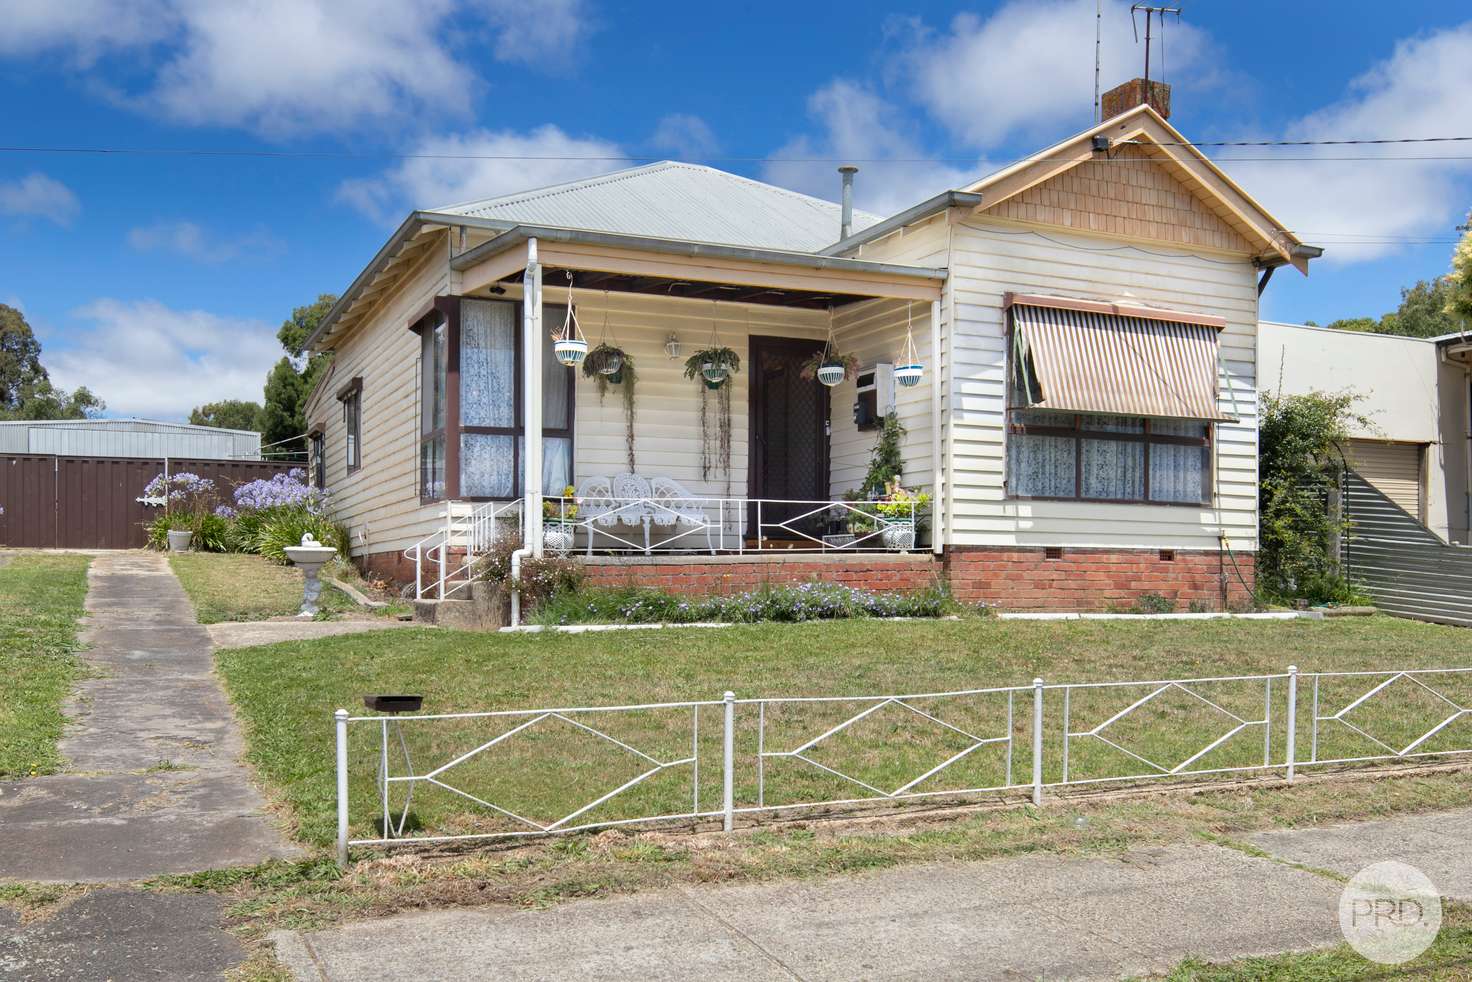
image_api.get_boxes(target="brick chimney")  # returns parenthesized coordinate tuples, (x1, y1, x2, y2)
(1100, 78, 1171, 120)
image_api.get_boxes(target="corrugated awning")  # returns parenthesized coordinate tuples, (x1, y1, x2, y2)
(1009, 299, 1235, 422)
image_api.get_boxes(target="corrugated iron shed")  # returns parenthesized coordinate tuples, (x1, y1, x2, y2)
(0, 419, 261, 459)
(435, 161, 882, 253)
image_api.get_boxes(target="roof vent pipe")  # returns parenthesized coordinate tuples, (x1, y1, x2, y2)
(838, 165, 859, 240)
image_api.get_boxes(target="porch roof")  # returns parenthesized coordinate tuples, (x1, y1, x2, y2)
(451, 224, 946, 307)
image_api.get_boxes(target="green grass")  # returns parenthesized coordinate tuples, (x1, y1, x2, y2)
(1151, 903, 1472, 979)
(0, 552, 91, 777)
(215, 614, 1472, 848)
(169, 553, 359, 624)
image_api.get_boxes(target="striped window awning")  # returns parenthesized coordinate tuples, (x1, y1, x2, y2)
(1008, 294, 1235, 422)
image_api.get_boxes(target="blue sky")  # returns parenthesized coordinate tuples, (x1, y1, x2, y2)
(2, 0, 1470, 419)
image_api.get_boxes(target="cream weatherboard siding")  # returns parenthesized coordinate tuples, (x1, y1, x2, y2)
(306, 246, 450, 558)
(1348, 439, 1424, 521)
(855, 209, 1260, 552)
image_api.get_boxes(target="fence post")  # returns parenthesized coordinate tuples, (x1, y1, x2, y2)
(1285, 666, 1298, 784)
(335, 709, 350, 866)
(1031, 678, 1044, 806)
(722, 692, 736, 832)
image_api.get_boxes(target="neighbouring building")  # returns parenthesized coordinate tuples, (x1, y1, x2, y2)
(304, 82, 1323, 613)
(0, 418, 262, 460)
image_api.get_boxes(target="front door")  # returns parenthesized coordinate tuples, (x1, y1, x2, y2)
(748, 336, 829, 542)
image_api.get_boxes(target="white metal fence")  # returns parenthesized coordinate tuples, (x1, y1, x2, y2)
(334, 666, 1472, 863)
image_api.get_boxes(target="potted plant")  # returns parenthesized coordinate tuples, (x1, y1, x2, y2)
(543, 485, 579, 554)
(684, 346, 740, 389)
(800, 349, 860, 388)
(582, 344, 637, 472)
(873, 480, 931, 551)
(166, 523, 194, 553)
(142, 471, 218, 552)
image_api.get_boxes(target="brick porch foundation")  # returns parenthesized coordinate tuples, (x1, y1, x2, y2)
(946, 546, 1254, 612)
(579, 553, 944, 594)
(355, 544, 1254, 612)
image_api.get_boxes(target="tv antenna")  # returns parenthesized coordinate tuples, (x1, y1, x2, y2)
(1130, 4, 1181, 84)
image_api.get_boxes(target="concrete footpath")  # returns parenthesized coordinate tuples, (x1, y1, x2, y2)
(0, 551, 299, 882)
(272, 806, 1472, 981)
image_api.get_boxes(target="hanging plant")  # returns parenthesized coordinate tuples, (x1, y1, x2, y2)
(551, 272, 588, 367)
(682, 303, 741, 485)
(801, 306, 859, 387)
(582, 342, 637, 473)
(895, 302, 925, 387)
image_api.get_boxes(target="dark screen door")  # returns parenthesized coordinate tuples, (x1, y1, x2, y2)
(748, 336, 829, 539)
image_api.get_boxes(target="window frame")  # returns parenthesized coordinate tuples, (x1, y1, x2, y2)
(1004, 410, 1213, 506)
(336, 377, 363, 475)
(307, 427, 326, 489)
(410, 295, 575, 503)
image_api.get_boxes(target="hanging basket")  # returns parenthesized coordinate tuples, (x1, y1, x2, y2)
(895, 363, 924, 387)
(816, 359, 847, 387)
(597, 351, 623, 375)
(704, 376, 726, 391)
(606, 366, 624, 385)
(554, 337, 588, 367)
(701, 360, 730, 384)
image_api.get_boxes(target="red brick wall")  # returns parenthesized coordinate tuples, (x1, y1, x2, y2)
(946, 546, 1254, 612)
(580, 555, 943, 595)
(358, 547, 468, 592)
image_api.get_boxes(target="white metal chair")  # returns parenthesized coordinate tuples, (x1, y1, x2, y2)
(649, 475, 717, 554)
(611, 473, 655, 553)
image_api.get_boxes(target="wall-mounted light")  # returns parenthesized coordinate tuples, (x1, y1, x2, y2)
(664, 333, 681, 359)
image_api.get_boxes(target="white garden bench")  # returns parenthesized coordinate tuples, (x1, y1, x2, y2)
(572, 473, 716, 554)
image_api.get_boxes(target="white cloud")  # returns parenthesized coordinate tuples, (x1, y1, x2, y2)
(1229, 23, 1472, 263)
(127, 220, 285, 263)
(0, 172, 80, 225)
(0, 0, 590, 137)
(903, 0, 1212, 149)
(46, 299, 280, 419)
(0, 0, 174, 61)
(763, 81, 985, 218)
(338, 125, 628, 223)
(651, 113, 720, 159)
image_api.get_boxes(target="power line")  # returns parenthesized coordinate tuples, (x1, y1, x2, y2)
(3, 134, 1472, 165)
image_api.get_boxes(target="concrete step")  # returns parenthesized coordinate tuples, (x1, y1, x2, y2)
(412, 582, 508, 631)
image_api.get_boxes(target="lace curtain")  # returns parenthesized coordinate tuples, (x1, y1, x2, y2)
(1008, 433, 1076, 497)
(461, 300, 515, 427)
(1010, 413, 1208, 502)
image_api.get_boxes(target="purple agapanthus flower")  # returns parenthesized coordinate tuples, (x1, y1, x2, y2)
(232, 471, 330, 514)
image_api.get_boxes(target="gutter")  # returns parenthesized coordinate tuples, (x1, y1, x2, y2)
(1255, 243, 1324, 295)
(818, 190, 984, 257)
(449, 223, 948, 283)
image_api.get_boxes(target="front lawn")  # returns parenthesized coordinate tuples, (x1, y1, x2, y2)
(169, 552, 366, 624)
(0, 552, 91, 777)
(216, 614, 1472, 849)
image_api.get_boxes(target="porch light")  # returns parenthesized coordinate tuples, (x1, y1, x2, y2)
(894, 303, 924, 388)
(553, 272, 589, 367)
(664, 333, 681, 359)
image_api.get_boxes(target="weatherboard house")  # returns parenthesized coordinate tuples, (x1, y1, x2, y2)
(303, 84, 1319, 612)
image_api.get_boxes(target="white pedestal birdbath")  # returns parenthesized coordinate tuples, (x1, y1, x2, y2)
(283, 533, 337, 617)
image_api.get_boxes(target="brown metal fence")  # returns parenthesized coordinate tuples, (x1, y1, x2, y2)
(0, 455, 297, 549)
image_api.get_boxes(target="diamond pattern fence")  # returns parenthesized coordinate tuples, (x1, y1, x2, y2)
(334, 667, 1472, 863)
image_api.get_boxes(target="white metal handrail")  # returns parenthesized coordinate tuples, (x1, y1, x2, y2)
(541, 495, 922, 555)
(403, 498, 522, 600)
(333, 665, 1472, 864)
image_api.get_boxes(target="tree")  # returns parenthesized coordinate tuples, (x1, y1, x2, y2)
(1320, 276, 1466, 339)
(1322, 317, 1377, 333)
(189, 399, 264, 431)
(0, 304, 105, 421)
(260, 294, 335, 454)
(0, 303, 48, 412)
(1451, 211, 1472, 329)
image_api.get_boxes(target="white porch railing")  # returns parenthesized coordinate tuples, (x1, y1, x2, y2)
(543, 495, 923, 555)
(333, 665, 1472, 864)
(404, 498, 522, 600)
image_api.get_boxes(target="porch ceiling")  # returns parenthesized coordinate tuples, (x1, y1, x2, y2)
(506, 266, 875, 309)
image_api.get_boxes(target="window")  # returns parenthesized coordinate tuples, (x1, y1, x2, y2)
(1007, 410, 1211, 504)
(308, 430, 325, 489)
(337, 378, 363, 474)
(415, 297, 573, 502)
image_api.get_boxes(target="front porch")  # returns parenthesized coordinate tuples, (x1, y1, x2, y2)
(404, 222, 946, 597)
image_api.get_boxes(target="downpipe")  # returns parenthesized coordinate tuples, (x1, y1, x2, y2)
(509, 546, 532, 627)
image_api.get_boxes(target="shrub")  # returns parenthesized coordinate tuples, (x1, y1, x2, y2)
(1132, 592, 1176, 614)
(476, 539, 585, 610)
(256, 512, 345, 564)
(534, 580, 951, 626)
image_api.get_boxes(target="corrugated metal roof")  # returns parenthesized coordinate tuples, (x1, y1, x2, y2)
(0, 418, 261, 459)
(434, 162, 882, 252)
